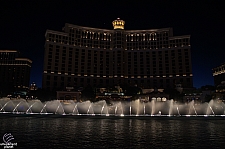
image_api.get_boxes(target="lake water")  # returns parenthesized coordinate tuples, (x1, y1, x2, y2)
(0, 115, 225, 149)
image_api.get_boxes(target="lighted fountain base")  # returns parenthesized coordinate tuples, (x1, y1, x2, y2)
(1, 98, 225, 119)
(1, 112, 225, 120)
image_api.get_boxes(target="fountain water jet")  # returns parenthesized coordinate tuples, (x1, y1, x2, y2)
(87, 103, 93, 114)
(115, 106, 118, 115)
(1, 100, 17, 112)
(0, 103, 4, 112)
(151, 99, 155, 116)
(143, 102, 146, 115)
(40, 102, 48, 114)
(206, 100, 215, 115)
(169, 99, 174, 116)
(13, 101, 22, 113)
(1, 98, 225, 117)
(119, 102, 124, 115)
(26, 102, 36, 113)
(72, 103, 79, 114)
(136, 99, 140, 116)
(188, 100, 197, 116)
(177, 106, 181, 116)
(101, 102, 106, 115)
(129, 102, 131, 116)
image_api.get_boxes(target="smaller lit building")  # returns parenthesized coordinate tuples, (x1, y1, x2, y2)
(140, 88, 169, 102)
(0, 50, 32, 93)
(212, 64, 225, 101)
(57, 87, 81, 101)
(213, 63, 225, 87)
(183, 93, 202, 103)
(214, 81, 225, 101)
(95, 86, 132, 101)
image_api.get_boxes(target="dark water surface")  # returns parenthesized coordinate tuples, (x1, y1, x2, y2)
(0, 116, 225, 149)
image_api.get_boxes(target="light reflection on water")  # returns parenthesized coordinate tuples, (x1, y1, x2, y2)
(0, 117, 225, 148)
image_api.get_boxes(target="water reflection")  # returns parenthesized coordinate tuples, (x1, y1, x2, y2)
(0, 117, 225, 148)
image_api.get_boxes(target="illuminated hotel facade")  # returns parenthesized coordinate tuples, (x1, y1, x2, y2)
(212, 63, 225, 87)
(43, 18, 193, 91)
(0, 50, 32, 92)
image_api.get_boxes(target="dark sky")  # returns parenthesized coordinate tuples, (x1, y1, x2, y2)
(0, 1, 225, 88)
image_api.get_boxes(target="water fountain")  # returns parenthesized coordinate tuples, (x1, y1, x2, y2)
(0, 97, 225, 118)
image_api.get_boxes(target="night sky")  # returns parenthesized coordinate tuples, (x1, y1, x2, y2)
(0, 1, 225, 88)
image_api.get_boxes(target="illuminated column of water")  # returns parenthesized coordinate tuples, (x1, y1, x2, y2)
(206, 101, 215, 115)
(151, 99, 155, 116)
(169, 99, 174, 116)
(87, 103, 92, 114)
(0, 103, 5, 112)
(188, 101, 192, 115)
(13, 101, 22, 113)
(115, 106, 117, 115)
(0, 101, 16, 112)
(136, 100, 139, 116)
(54, 100, 65, 114)
(60, 102, 65, 114)
(193, 105, 197, 115)
(40, 102, 48, 113)
(143, 102, 145, 115)
(129, 102, 131, 116)
(72, 104, 79, 114)
(188, 100, 197, 116)
(106, 103, 109, 115)
(120, 102, 124, 115)
(55, 102, 60, 114)
(177, 106, 181, 116)
(209, 105, 215, 115)
(26, 102, 36, 113)
(101, 102, 106, 115)
(25, 102, 32, 113)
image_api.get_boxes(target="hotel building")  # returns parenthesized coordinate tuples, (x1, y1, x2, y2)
(43, 18, 193, 91)
(0, 50, 32, 92)
(212, 63, 225, 87)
